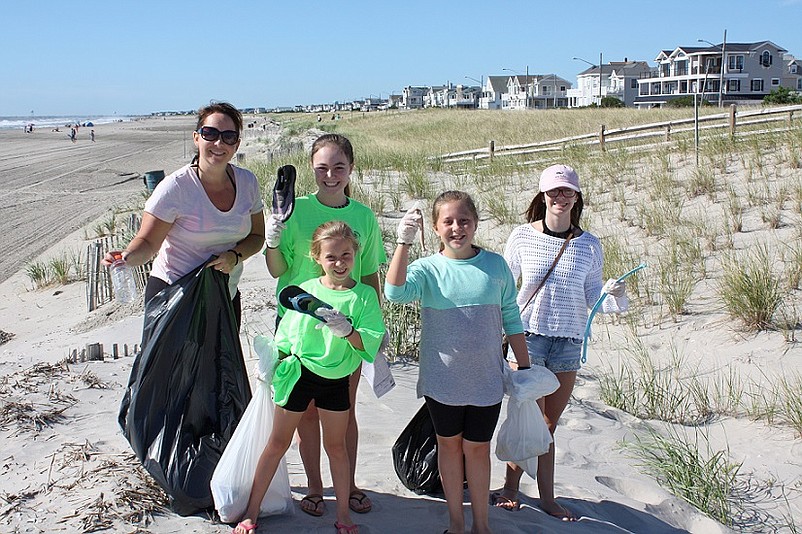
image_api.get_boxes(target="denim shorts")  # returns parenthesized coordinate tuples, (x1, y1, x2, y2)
(523, 332, 582, 373)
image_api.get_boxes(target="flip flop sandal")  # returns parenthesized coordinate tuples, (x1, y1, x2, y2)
(273, 164, 296, 222)
(491, 492, 520, 511)
(300, 493, 326, 517)
(348, 490, 372, 513)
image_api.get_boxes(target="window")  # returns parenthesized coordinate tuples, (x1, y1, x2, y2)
(631, 78, 638, 89)
(752, 79, 764, 92)
(772, 78, 780, 86)
(560, 86, 566, 92)
(728, 55, 744, 71)
(798, 79, 802, 91)
(760, 51, 773, 67)
(727, 79, 740, 92)
(791, 64, 798, 74)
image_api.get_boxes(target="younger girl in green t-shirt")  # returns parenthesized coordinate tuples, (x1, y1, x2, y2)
(234, 221, 385, 534)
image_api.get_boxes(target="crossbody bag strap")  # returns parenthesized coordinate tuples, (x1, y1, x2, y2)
(519, 229, 574, 314)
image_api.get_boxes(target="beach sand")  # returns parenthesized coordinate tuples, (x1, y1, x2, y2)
(0, 116, 799, 533)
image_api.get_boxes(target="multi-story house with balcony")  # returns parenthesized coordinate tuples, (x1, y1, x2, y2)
(568, 60, 653, 107)
(401, 86, 427, 109)
(635, 41, 792, 107)
(500, 74, 571, 110)
(783, 56, 802, 92)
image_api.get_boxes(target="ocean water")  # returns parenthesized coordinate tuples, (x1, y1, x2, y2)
(0, 115, 133, 131)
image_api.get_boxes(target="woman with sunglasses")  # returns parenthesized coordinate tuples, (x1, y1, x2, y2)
(493, 164, 627, 521)
(103, 102, 265, 328)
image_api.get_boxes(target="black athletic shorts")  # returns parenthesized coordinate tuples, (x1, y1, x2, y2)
(283, 364, 351, 413)
(424, 396, 502, 443)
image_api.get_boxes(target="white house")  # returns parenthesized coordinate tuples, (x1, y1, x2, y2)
(475, 76, 504, 109)
(501, 74, 572, 110)
(401, 86, 427, 109)
(635, 41, 792, 107)
(568, 61, 652, 107)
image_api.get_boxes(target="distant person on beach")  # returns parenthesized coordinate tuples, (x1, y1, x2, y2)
(90, 129, 95, 142)
(493, 164, 628, 520)
(264, 133, 385, 518)
(69, 127, 76, 143)
(234, 221, 384, 534)
(101, 101, 266, 329)
(385, 191, 531, 534)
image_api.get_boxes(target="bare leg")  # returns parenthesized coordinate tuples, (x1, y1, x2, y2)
(536, 371, 576, 520)
(297, 401, 325, 509)
(463, 439, 493, 534)
(437, 434, 466, 534)
(319, 407, 356, 530)
(234, 406, 304, 533)
(346, 364, 372, 512)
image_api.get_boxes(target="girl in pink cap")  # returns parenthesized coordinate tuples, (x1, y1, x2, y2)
(493, 164, 628, 520)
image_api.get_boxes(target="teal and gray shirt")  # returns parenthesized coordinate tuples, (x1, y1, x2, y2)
(384, 249, 523, 406)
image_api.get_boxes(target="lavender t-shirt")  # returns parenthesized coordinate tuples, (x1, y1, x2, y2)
(145, 164, 264, 297)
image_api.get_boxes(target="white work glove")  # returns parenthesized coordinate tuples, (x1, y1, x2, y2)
(602, 278, 629, 313)
(265, 214, 286, 249)
(314, 308, 354, 338)
(396, 208, 422, 245)
(602, 278, 626, 297)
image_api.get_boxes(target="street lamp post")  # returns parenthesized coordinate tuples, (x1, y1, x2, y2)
(572, 55, 603, 106)
(698, 30, 727, 108)
(465, 75, 484, 109)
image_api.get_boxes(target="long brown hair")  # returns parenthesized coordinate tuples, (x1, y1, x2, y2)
(311, 133, 354, 197)
(524, 192, 584, 226)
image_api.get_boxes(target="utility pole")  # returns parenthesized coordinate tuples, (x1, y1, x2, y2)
(599, 52, 604, 105)
(718, 29, 727, 108)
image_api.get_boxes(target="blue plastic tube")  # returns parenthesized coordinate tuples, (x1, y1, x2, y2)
(581, 262, 647, 364)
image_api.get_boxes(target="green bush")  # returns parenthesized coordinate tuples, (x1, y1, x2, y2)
(601, 96, 624, 108)
(763, 86, 802, 105)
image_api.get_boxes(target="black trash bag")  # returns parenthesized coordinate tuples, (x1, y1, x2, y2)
(119, 262, 251, 516)
(391, 403, 442, 495)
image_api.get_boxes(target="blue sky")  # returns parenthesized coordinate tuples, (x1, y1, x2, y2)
(3, 0, 802, 116)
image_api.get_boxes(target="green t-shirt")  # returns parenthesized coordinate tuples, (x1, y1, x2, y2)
(272, 277, 385, 406)
(272, 194, 387, 316)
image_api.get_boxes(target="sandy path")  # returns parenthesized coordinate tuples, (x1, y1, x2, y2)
(0, 117, 195, 282)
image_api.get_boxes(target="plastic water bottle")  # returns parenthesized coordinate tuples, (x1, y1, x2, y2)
(110, 253, 139, 304)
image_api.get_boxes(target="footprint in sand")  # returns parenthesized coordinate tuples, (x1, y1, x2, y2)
(595, 475, 669, 505)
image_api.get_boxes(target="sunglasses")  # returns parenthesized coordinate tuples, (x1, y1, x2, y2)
(545, 188, 577, 198)
(197, 126, 239, 145)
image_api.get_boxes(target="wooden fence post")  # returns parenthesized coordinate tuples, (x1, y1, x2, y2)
(789, 110, 795, 127)
(665, 124, 671, 142)
(599, 125, 606, 152)
(729, 104, 737, 139)
(489, 140, 495, 161)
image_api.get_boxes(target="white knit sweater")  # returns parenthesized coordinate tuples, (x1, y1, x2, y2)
(504, 224, 609, 339)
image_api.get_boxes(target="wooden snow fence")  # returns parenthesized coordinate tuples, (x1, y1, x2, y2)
(435, 103, 802, 164)
(85, 214, 152, 312)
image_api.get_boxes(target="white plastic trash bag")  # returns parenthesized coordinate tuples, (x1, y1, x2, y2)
(496, 366, 560, 466)
(211, 334, 292, 523)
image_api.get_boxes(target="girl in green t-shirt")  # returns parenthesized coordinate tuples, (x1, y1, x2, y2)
(235, 221, 384, 534)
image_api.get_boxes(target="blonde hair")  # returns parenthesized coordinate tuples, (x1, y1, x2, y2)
(310, 221, 360, 262)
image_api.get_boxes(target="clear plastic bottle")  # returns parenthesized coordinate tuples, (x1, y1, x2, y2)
(110, 252, 139, 304)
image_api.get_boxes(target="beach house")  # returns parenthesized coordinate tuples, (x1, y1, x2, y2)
(501, 74, 571, 110)
(634, 40, 794, 107)
(568, 60, 653, 107)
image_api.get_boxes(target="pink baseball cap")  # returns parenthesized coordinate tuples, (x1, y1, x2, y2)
(539, 164, 581, 193)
